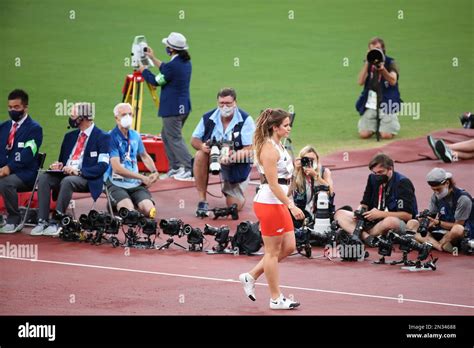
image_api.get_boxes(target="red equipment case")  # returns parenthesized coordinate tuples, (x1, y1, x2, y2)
(138, 134, 169, 173)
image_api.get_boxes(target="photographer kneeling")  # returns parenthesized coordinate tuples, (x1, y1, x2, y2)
(291, 145, 334, 228)
(334, 154, 418, 246)
(191, 88, 255, 216)
(105, 103, 159, 217)
(406, 168, 473, 253)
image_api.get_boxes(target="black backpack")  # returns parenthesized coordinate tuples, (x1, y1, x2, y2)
(231, 221, 262, 255)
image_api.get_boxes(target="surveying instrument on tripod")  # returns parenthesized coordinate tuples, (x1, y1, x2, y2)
(122, 35, 159, 133)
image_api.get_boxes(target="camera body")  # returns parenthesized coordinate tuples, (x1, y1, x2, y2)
(204, 224, 230, 245)
(131, 35, 154, 69)
(207, 137, 233, 175)
(183, 224, 204, 250)
(159, 218, 184, 237)
(416, 209, 434, 237)
(385, 231, 433, 261)
(352, 207, 367, 239)
(210, 203, 239, 220)
(57, 213, 82, 241)
(300, 156, 313, 168)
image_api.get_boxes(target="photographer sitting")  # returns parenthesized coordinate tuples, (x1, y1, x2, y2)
(334, 154, 418, 245)
(105, 103, 159, 217)
(31, 103, 110, 236)
(356, 37, 401, 139)
(291, 145, 334, 228)
(191, 88, 255, 216)
(407, 168, 473, 253)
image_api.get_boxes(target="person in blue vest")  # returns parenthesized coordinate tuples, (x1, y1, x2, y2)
(355, 37, 402, 139)
(407, 168, 473, 253)
(30, 103, 111, 236)
(0, 89, 43, 233)
(140, 32, 193, 180)
(104, 103, 159, 217)
(191, 88, 255, 217)
(334, 153, 418, 246)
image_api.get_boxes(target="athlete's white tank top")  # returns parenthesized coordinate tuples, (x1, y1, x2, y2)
(254, 139, 294, 204)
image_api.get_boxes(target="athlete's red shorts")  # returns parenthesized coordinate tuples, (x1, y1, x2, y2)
(253, 202, 294, 237)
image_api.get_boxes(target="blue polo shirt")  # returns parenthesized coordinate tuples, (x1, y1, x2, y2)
(192, 108, 255, 144)
(105, 126, 145, 189)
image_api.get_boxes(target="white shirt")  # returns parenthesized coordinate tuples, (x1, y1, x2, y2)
(254, 139, 294, 204)
(9, 114, 28, 132)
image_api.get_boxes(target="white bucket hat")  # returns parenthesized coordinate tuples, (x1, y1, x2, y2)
(162, 32, 189, 50)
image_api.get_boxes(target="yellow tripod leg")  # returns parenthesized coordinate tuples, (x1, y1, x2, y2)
(146, 82, 160, 108)
(136, 79, 144, 133)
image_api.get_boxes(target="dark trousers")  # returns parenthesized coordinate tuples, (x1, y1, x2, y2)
(161, 114, 193, 171)
(37, 173, 89, 221)
(0, 174, 30, 224)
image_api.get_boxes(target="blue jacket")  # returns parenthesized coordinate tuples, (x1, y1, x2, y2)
(362, 171, 418, 218)
(59, 126, 111, 200)
(142, 56, 192, 117)
(355, 56, 402, 115)
(0, 116, 43, 186)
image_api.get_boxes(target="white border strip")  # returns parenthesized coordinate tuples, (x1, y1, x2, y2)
(1, 256, 473, 310)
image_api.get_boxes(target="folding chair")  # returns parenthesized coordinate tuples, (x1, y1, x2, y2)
(20, 152, 47, 226)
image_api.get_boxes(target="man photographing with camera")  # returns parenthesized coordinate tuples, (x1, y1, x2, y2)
(356, 37, 401, 140)
(191, 88, 255, 217)
(334, 154, 418, 246)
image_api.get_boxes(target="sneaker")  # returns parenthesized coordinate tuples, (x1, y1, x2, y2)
(0, 223, 23, 234)
(31, 220, 49, 236)
(42, 223, 60, 237)
(435, 140, 453, 163)
(269, 294, 300, 310)
(196, 201, 209, 218)
(427, 135, 441, 159)
(174, 170, 194, 181)
(239, 273, 256, 301)
(166, 167, 182, 178)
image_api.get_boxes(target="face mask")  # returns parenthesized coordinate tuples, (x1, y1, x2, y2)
(68, 116, 82, 129)
(220, 105, 234, 118)
(120, 114, 133, 129)
(9, 109, 25, 122)
(435, 187, 449, 200)
(374, 174, 389, 185)
(165, 47, 173, 56)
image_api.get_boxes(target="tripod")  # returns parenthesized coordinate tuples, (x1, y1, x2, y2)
(121, 70, 159, 132)
(157, 237, 186, 250)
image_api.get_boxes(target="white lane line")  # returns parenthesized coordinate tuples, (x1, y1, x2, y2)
(1, 256, 473, 310)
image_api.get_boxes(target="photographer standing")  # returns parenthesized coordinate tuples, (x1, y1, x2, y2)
(140, 32, 193, 180)
(239, 108, 304, 310)
(407, 168, 473, 253)
(291, 145, 334, 227)
(334, 154, 418, 245)
(355, 37, 401, 139)
(190, 88, 255, 216)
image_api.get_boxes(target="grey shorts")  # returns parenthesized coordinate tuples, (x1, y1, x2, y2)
(222, 177, 249, 203)
(106, 180, 153, 207)
(358, 108, 400, 134)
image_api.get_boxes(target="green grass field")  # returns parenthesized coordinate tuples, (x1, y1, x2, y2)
(1, 0, 472, 166)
